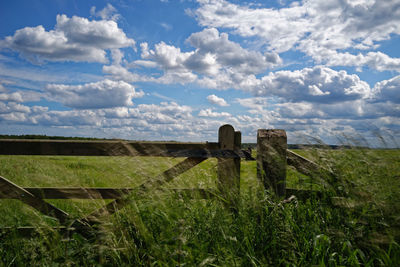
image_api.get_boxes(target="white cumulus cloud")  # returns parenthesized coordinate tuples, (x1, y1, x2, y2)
(45, 79, 143, 109)
(250, 66, 371, 103)
(185, 28, 281, 75)
(115, 28, 281, 87)
(207, 94, 229, 106)
(90, 4, 121, 21)
(371, 75, 400, 103)
(2, 14, 135, 63)
(198, 108, 230, 117)
(194, 0, 400, 72)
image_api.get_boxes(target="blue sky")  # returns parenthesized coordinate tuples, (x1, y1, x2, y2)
(0, 0, 399, 146)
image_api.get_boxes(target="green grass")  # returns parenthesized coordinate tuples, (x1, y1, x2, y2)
(1, 149, 400, 266)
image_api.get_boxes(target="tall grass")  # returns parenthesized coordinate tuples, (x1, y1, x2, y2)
(0, 147, 399, 266)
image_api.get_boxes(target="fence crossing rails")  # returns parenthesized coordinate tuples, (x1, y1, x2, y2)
(0, 125, 243, 237)
(0, 125, 337, 237)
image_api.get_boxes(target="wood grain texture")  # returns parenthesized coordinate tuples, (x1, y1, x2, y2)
(217, 125, 241, 209)
(0, 139, 246, 158)
(23, 188, 132, 199)
(19, 188, 216, 200)
(257, 129, 287, 197)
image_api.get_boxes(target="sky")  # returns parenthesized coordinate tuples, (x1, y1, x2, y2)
(0, 0, 399, 146)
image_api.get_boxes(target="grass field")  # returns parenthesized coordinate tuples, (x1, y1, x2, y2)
(0, 148, 400, 266)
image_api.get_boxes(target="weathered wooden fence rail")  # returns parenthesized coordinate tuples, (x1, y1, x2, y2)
(256, 129, 337, 197)
(0, 139, 247, 158)
(0, 125, 335, 237)
(0, 125, 246, 237)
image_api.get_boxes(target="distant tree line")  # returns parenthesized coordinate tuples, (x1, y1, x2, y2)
(0, 135, 106, 141)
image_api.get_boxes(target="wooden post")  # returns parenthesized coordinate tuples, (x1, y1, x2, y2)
(217, 125, 240, 209)
(234, 130, 241, 201)
(257, 129, 287, 197)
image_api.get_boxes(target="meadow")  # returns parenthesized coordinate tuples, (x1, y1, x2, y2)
(0, 148, 399, 266)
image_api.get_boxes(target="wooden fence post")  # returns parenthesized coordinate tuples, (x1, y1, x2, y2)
(257, 129, 287, 197)
(217, 125, 240, 209)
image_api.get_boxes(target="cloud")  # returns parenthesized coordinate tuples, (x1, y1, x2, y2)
(299, 45, 400, 72)
(235, 97, 269, 112)
(0, 101, 192, 129)
(136, 102, 193, 122)
(0, 92, 23, 102)
(90, 4, 120, 21)
(160, 22, 173, 31)
(147, 28, 280, 75)
(2, 14, 135, 63)
(102, 65, 146, 82)
(0, 101, 30, 114)
(0, 96, 398, 145)
(0, 62, 102, 85)
(110, 49, 124, 65)
(236, 94, 400, 121)
(1, 0, 399, 145)
(56, 14, 134, 50)
(185, 28, 281, 75)
(0, 99, 42, 123)
(194, 0, 400, 72)
(199, 66, 371, 104)
(141, 41, 194, 71)
(24, 102, 194, 134)
(112, 28, 281, 86)
(45, 79, 143, 109)
(0, 80, 42, 102)
(207, 94, 229, 106)
(132, 60, 159, 68)
(371, 75, 400, 103)
(250, 66, 371, 103)
(198, 108, 230, 117)
(154, 71, 198, 84)
(232, 94, 400, 146)
(0, 99, 226, 141)
(194, 0, 313, 52)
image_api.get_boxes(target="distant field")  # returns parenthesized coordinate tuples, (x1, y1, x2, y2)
(0, 156, 220, 225)
(1, 148, 399, 265)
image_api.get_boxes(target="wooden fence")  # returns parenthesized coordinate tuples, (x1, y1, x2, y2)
(0, 125, 334, 237)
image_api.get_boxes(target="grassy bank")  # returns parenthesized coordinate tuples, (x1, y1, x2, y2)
(0, 148, 399, 266)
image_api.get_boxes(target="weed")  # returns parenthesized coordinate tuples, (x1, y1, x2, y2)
(0, 147, 399, 266)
